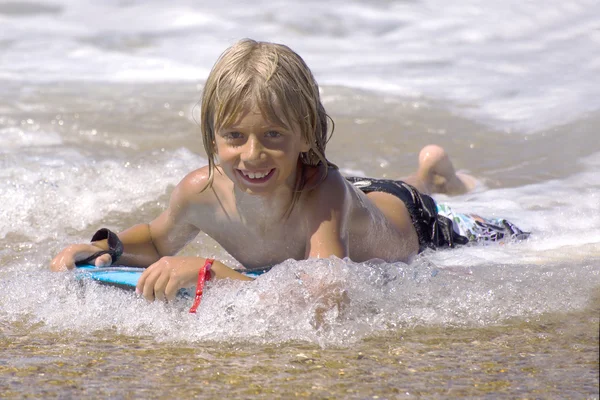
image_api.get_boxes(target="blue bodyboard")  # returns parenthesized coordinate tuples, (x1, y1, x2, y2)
(76, 264, 144, 291)
(75, 264, 268, 291)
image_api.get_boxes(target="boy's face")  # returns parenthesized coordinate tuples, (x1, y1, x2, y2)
(215, 104, 310, 196)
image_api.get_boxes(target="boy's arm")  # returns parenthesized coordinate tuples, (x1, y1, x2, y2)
(52, 168, 210, 270)
(134, 172, 254, 302)
(49, 220, 184, 271)
(304, 171, 350, 259)
(120, 170, 252, 300)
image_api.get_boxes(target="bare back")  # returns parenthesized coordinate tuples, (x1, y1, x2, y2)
(345, 183, 420, 263)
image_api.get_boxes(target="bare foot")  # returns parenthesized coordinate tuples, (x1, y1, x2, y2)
(405, 145, 477, 196)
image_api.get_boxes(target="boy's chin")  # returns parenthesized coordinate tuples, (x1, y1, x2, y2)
(234, 176, 276, 196)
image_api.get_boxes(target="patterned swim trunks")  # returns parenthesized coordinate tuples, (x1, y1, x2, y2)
(435, 203, 530, 243)
(346, 177, 529, 252)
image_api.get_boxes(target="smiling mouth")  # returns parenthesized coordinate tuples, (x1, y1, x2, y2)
(237, 168, 275, 184)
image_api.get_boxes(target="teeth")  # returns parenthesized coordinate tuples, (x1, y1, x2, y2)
(243, 170, 269, 179)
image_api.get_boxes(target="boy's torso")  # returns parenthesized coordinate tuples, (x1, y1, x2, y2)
(183, 168, 417, 269)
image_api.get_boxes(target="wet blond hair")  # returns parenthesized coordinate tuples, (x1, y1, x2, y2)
(200, 39, 335, 206)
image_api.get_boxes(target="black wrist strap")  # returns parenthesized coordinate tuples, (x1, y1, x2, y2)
(75, 228, 124, 266)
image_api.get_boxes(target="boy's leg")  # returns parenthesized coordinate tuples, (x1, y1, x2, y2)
(403, 144, 478, 195)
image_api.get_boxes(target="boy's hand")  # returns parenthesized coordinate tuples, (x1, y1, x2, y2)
(50, 244, 112, 271)
(136, 256, 203, 302)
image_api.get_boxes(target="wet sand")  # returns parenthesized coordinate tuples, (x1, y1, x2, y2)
(2, 294, 598, 398)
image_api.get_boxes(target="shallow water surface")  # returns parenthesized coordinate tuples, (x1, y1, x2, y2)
(2, 297, 598, 398)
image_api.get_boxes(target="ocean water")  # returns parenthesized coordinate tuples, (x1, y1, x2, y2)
(1, 0, 599, 398)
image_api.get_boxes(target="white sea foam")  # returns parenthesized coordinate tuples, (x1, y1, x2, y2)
(0, 146, 203, 241)
(0, 126, 63, 148)
(1, 254, 597, 347)
(427, 152, 600, 267)
(0, 0, 598, 131)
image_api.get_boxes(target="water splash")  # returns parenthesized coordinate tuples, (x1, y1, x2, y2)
(2, 255, 597, 347)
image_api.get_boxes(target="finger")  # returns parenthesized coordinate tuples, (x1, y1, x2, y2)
(64, 258, 76, 271)
(153, 272, 170, 302)
(51, 244, 96, 271)
(94, 253, 113, 267)
(72, 244, 108, 265)
(142, 267, 162, 302)
(136, 261, 157, 294)
(164, 278, 180, 302)
(50, 253, 71, 271)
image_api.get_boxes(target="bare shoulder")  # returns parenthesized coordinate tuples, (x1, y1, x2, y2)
(299, 168, 356, 230)
(169, 166, 219, 210)
(148, 166, 217, 246)
(303, 167, 350, 207)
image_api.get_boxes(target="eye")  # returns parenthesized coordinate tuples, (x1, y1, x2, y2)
(265, 130, 282, 138)
(221, 131, 243, 140)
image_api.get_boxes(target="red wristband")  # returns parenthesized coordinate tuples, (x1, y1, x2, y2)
(189, 258, 214, 314)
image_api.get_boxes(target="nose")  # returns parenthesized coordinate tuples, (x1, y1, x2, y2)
(241, 135, 264, 162)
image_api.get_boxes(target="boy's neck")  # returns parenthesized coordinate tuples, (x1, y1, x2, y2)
(233, 184, 295, 226)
